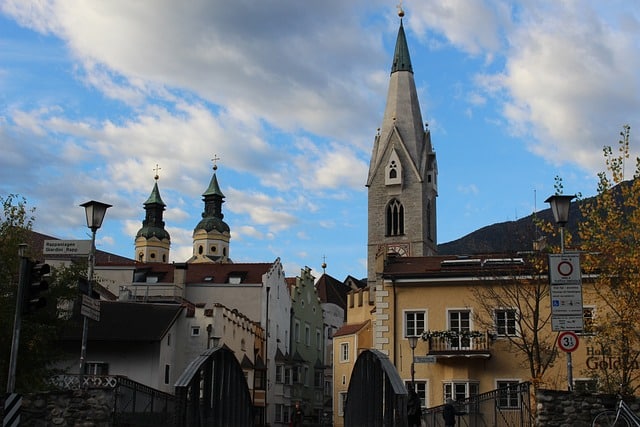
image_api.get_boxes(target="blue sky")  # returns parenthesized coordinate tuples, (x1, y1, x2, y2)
(1, 1, 639, 282)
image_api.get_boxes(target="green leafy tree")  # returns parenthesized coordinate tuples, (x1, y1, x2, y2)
(579, 125, 640, 396)
(0, 194, 81, 392)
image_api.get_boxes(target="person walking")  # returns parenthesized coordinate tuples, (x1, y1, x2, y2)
(443, 398, 461, 427)
(407, 388, 422, 427)
(291, 401, 304, 427)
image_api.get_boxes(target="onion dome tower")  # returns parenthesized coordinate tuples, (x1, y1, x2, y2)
(135, 166, 171, 263)
(190, 158, 231, 263)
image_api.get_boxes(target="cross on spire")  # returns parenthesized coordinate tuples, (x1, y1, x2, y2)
(153, 164, 161, 181)
(212, 154, 220, 171)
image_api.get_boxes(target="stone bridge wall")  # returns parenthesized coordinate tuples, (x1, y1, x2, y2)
(2, 389, 115, 427)
(536, 389, 640, 427)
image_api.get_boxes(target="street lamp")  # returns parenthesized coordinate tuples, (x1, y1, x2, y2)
(545, 194, 576, 391)
(78, 200, 111, 387)
(544, 194, 575, 252)
(408, 335, 419, 390)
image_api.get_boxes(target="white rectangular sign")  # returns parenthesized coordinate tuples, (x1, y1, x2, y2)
(81, 295, 100, 321)
(549, 253, 584, 331)
(43, 240, 91, 256)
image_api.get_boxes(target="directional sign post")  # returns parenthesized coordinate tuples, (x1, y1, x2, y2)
(81, 295, 100, 322)
(43, 240, 91, 256)
(414, 355, 437, 364)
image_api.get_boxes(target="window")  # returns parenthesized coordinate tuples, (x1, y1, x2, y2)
(303, 366, 309, 386)
(582, 306, 595, 334)
(444, 381, 479, 413)
(496, 380, 520, 408)
(495, 308, 517, 336)
(276, 365, 283, 383)
(449, 310, 471, 348)
(305, 324, 311, 346)
(385, 150, 402, 185)
(191, 326, 200, 337)
(314, 370, 323, 388)
(338, 392, 348, 416)
(386, 199, 404, 236)
(405, 311, 426, 337)
(284, 367, 292, 385)
(295, 320, 301, 343)
(340, 342, 349, 362)
(254, 369, 266, 389)
(164, 365, 170, 385)
(316, 329, 322, 349)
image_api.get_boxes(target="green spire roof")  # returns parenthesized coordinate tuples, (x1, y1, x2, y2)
(203, 172, 225, 198)
(144, 182, 166, 206)
(391, 20, 413, 74)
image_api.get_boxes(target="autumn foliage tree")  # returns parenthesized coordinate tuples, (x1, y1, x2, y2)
(470, 251, 561, 394)
(579, 125, 640, 396)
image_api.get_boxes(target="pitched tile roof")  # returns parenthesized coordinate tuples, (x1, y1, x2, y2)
(333, 321, 370, 338)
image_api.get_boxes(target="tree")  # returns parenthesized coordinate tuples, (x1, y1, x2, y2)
(579, 125, 640, 396)
(0, 194, 80, 392)
(470, 251, 561, 394)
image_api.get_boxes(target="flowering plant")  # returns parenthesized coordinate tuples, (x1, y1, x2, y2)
(422, 330, 485, 340)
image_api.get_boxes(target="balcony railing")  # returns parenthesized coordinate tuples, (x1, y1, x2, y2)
(423, 330, 493, 358)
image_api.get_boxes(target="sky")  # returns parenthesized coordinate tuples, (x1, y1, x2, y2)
(1, 1, 639, 282)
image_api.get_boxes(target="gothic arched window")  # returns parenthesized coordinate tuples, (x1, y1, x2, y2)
(386, 199, 404, 236)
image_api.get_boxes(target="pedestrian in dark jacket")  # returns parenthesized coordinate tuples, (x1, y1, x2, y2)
(291, 401, 304, 427)
(443, 398, 460, 427)
(407, 388, 422, 426)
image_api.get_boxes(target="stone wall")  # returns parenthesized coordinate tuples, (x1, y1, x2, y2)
(536, 389, 640, 427)
(17, 389, 115, 427)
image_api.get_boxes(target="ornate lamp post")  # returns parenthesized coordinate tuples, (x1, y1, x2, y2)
(545, 193, 576, 391)
(78, 200, 111, 386)
(408, 336, 419, 390)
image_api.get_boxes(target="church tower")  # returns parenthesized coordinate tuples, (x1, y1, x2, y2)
(189, 159, 231, 263)
(135, 167, 171, 263)
(366, 9, 438, 283)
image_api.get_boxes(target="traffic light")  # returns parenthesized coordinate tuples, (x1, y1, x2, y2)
(22, 260, 50, 314)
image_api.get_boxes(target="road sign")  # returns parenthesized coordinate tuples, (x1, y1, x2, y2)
(81, 295, 100, 321)
(557, 331, 579, 352)
(414, 355, 437, 364)
(549, 254, 584, 331)
(549, 254, 581, 283)
(43, 240, 91, 256)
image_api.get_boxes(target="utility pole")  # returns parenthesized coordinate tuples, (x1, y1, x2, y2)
(6, 244, 28, 393)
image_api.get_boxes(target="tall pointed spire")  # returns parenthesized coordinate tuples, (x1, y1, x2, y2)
(135, 165, 171, 263)
(366, 8, 438, 284)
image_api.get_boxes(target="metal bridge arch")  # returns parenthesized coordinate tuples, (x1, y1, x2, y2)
(345, 349, 409, 427)
(174, 345, 253, 427)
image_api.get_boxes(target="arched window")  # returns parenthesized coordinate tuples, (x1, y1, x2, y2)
(386, 199, 404, 236)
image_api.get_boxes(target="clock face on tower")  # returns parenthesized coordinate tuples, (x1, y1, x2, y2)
(387, 243, 409, 257)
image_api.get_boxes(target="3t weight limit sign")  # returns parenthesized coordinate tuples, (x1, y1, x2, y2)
(558, 331, 579, 353)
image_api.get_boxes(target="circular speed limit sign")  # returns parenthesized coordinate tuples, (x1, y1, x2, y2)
(558, 331, 579, 352)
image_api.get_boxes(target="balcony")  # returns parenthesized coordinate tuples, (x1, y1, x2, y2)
(423, 330, 493, 359)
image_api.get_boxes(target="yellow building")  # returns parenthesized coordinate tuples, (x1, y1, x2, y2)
(333, 250, 614, 426)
